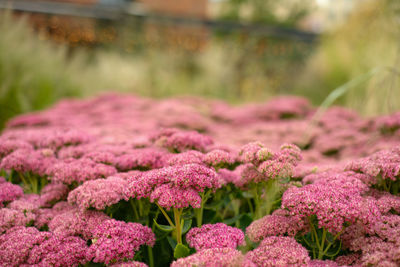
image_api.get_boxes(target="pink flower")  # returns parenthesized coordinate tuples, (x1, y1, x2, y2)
(345, 147, 400, 182)
(0, 208, 34, 233)
(0, 181, 23, 206)
(125, 164, 220, 208)
(151, 129, 213, 152)
(47, 158, 117, 184)
(150, 183, 201, 209)
(115, 148, 170, 171)
(308, 259, 338, 267)
(109, 261, 148, 267)
(68, 176, 127, 211)
(0, 226, 51, 266)
(87, 219, 155, 264)
(27, 234, 89, 266)
(244, 236, 310, 267)
(186, 223, 245, 250)
(48, 208, 109, 240)
(171, 247, 245, 267)
(167, 150, 205, 166)
(246, 211, 304, 243)
(281, 182, 366, 234)
(239, 142, 267, 165)
(39, 183, 69, 207)
(0, 139, 33, 157)
(204, 149, 235, 168)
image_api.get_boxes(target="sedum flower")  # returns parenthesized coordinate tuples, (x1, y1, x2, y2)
(0, 226, 51, 266)
(171, 247, 245, 267)
(244, 236, 310, 267)
(27, 234, 89, 267)
(67, 176, 127, 211)
(48, 208, 109, 240)
(47, 158, 117, 185)
(186, 223, 245, 250)
(0, 181, 23, 207)
(87, 219, 155, 265)
(246, 211, 304, 243)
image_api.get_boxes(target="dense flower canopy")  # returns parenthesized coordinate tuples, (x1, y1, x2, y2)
(0, 94, 400, 266)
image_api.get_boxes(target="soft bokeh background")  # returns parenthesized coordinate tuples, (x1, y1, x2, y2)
(0, 0, 399, 129)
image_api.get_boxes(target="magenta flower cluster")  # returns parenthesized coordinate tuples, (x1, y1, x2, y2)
(87, 219, 155, 264)
(186, 223, 245, 250)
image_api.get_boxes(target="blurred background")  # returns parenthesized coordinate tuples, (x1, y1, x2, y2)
(0, 0, 399, 129)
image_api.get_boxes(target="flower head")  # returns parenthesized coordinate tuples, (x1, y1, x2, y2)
(68, 176, 127, 211)
(0, 226, 51, 266)
(87, 219, 155, 264)
(244, 236, 310, 267)
(27, 234, 89, 266)
(0, 181, 23, 206)
(171, 247, 245, 267)
(47, 158, 117, 184)
(186, 223, 245, 250)
(48, 208, 109, 240)
(246, 211, 304, 243)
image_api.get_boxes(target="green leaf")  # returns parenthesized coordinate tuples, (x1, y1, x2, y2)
(174, 243, 190, 259)
(181, 219, 192, 234)
(182, 210, 194, 220)
(167, 236, 177, 250)
(153, 219, 174, 232)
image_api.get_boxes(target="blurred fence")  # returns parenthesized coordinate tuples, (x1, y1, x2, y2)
(0, 0, 319, 101)
(0, 0, 318, 45)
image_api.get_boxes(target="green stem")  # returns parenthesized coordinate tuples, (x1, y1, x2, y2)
(196, 190, 210, 227)
(308, 217, 321, 251)
(322, 230, 343, 255)
(18, 172, 30, 192)
(129, 199, 140, 221)
(138, 199, 144, 217)
(147, 245, 154, 267)
(174, 208, 183, 244)
(318, 228, 327, 259)
(156, 203, 175, 227)
(247, 198, 254, 215)
(28, 173, 38, 194)
(264, 179, 279, 215)
(252, 186, 262, 219)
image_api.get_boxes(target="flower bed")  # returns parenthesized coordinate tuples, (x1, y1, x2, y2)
(0, 94, 400, 266)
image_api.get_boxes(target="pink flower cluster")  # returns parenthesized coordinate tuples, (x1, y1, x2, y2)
(48, 158, 117, 184)
(171, 247, 245, 267)
(246, 209, 304, 243)
(151, 128, 213, 152)
(281, 181, 366, 234)
(48, 208, 109, 240)
(237, 142, 301, 187)
(244, 236, 310, 266)
(68, 176, 127, 211)
(346, 147, 400, 182)
(1, 94, 400, 266)
(0, 179, 23, 206)
(125, 163, 221, 209)
(87, 219, 155, 264)
(186, 223, 245, 250)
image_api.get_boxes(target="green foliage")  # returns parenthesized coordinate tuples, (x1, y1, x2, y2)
(296, 0, 400, 115)
(173, 243, 190, 259)
(0, 12, 82, 129)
